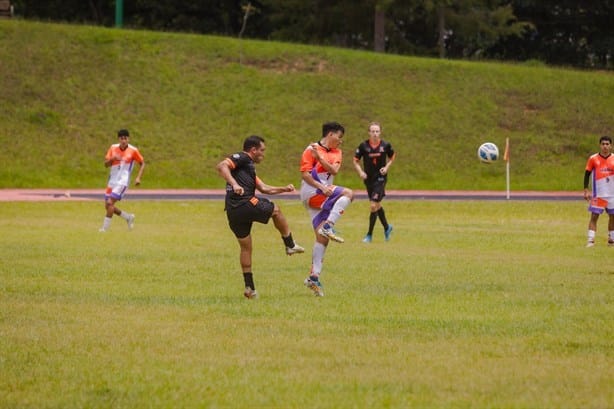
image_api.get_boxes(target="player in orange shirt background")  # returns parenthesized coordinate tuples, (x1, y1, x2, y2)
(99, 129, 145, 232)
(299, 121, 354, 296)
(583, 135, 614, 247)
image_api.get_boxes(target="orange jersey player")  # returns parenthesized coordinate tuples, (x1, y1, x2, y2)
(299, 121, 354, 297)
(99, 129, 145, 232)
(583, 135, 614, 247)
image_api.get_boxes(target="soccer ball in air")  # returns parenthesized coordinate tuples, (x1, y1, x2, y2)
(477, 142, 499, 164)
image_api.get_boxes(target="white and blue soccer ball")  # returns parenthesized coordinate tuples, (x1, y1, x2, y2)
(477, 142, 499, 164)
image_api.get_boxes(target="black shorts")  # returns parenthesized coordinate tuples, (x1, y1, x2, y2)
(226, 197, 275, 239)
(365, 177, 386, 202)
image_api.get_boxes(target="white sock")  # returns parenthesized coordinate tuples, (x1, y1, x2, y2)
(119, 211, 130, 220)
(328, 196, 351, 225)
(609, 231, 614, 241)
(101, 217, 112, 231)
(588, 230, 596, 241)
(310, 242, 326, 277)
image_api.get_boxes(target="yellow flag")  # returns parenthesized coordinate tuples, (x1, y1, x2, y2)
(503, 138, 510, 162)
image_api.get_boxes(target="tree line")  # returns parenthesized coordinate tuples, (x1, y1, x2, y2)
(12, 0, 614, 69)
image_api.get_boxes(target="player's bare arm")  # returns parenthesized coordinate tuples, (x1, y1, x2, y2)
(134, 162, 145, 186)
(353, 157, 367, 180)
(216, 160, 244, 195)
(301, 171, 334, 196)
(256, 180, 295, 195)
(104, 154, 122, 168)
(310, 144, 340, 175)
(380, 152, 396, 175)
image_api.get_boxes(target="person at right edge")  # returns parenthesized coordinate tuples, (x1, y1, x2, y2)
(353, 121, 396, 243)
(584, 135, 614, 247)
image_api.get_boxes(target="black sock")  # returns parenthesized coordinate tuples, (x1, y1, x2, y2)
(377, 208, 389, 230)
(243, 272, 255, 290)
(282, 233, 295, 248)
(368, 212, 377, 235)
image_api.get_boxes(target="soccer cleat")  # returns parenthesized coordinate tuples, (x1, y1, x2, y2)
(362, 234, 372, 243)
(127, 214, 136, 230)
(317, 224, 344, 243)
(98, 228, 107, 232)
(304, 277, 324, 297)
(586, 240, 595, 248)
(243, 287, 258, 299)
(384, 224, 393, 241)
(609, 239, 614, 247)
(286, 243, 305, 256)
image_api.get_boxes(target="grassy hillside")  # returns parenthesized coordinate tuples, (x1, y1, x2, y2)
(1, 20, 612, 190)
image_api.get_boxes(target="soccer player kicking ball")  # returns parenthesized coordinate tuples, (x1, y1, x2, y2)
(216, 135, 304, 299)
(299, 122, 354, 296)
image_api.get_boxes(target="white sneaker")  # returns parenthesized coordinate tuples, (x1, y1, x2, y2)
(98, 228, 107, 232)
(127, 214, 135, 230)
(317, 224, 344, 243)
(286, 243, 305, 255)
(304, 277, 324, 297)
(243, 287, 258, 299)
(586, 240, 595, 248)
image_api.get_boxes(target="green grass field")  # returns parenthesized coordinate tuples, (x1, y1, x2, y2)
(1, 199, 612, 408)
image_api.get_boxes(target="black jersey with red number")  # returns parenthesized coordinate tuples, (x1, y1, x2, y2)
(354, 140, 395, 181)
(224, 151, 257, 209)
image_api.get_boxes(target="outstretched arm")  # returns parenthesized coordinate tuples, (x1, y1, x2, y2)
(256, 178, 295, 195)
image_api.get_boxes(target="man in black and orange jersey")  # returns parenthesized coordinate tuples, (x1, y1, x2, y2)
(353, 122, 396, 243)
(216, 135, 304, 299)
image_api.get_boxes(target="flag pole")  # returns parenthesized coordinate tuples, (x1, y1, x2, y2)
(504, 138, 510, 199)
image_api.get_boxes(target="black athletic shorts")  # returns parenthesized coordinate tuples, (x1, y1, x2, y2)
(226, 197, 275, 239)
(365, 177, 386, 202)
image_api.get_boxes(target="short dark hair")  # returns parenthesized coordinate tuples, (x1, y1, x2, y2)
(322, 121, 345, 137)
(117, 129, 130, 137)
(599, 135, 612, 144)
(243, 135, 265, 151)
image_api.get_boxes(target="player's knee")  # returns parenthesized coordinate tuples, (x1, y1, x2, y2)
(271, 204, 282, 217)
(343, 188, 354, 201)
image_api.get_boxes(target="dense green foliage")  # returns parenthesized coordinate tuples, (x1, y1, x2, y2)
(1, 201, 613, 407)
(0, 20, 612, 190)
(11, 0, 614, 69)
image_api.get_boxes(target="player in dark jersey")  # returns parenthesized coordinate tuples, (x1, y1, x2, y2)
(216, 135, 304, 299)
(353, 122, 396, 243)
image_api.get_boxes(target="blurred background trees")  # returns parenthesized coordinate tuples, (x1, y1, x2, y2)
(10, 0, 613, 69)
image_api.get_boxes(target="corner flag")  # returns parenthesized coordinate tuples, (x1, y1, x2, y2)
(504, 138, 510, 199)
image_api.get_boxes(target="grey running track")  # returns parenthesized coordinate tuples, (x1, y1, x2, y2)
(0, 189, 582, 202)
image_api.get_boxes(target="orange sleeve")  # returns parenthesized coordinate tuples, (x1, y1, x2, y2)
(133, 148, 144, 164)
(105, 146, 114, 161)
(299, 148, 315, 172)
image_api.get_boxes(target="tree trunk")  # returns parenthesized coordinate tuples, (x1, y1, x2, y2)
(374, 7, 385, 53)
(437, 5, 446, 58)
